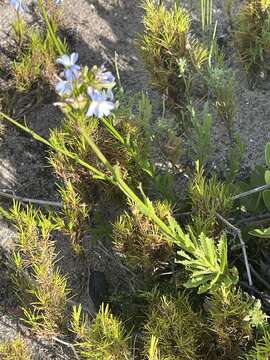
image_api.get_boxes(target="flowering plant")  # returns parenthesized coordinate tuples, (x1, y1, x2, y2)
(55, 53, 116, 119)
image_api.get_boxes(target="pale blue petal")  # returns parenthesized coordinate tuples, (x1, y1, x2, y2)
(70, 53, 79, 65)
(56, 55, 70, 67)
(107, 89, 114, 101)
(86, 103, 96, 117)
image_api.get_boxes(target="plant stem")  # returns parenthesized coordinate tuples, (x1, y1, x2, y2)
(217, 213, 253, 286)
(232, 184, 270, 201)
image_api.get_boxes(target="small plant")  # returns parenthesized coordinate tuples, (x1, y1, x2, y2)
(187, 103, 213, 167)
(138, 0, 208, 107)
(244, 332, 270, 359)
(234, 0, 270, 78)
(0, 337, 31, 360)
(11, 13, 27, 48)
(112, 201, 174, 277)
(143, 292, 205, 359)
(10, 0, 67, 93)
(225, 133, 246, 183)
(12, 28, 57, 91)
(189, 162, 233, 236)
(55, 181, 90, 254)
(207, 285, 268, 358)
(205, 66, 236, 132)
(154, 113, 182, 167)
(11, 203, 70, 336)
(71, 303, 132, 359)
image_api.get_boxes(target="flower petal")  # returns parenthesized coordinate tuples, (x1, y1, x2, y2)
(70, 53, 79, 65)
(56, 54, 71, 67)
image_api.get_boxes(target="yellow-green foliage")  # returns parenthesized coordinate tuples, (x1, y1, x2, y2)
(143, 293, 205, 359)
(234, 0, 270, 76)
(138, 0, 208, 107)
(49, 112, 150, 201)
(0, 337, 31, 360)
(206, 66, 236, 130)
(189, 162, 233, 236)
(55, 181, 89, 254)
(71, 303, 132, 359)
(11, 203, 70, 336)
(207, 286, 268, 359)
(12, 28, 57, 91)
(42, 0, 64, 26)
(244, 332, 270, 359)
(11, 15, 27, 47)
(112, 201, 174, 276)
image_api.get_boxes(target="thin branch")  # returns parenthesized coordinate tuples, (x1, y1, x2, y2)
(52, 336, 80, 360)
(216, 213, 253, 286)
(0, 190, 62, 208)
(232, 184, 270, 201)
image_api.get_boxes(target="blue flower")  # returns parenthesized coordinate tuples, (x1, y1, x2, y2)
(55, 80, 73, 96)
(86, 87, 115, 118)
(96, 66, 115, 85)
(54, 0, 63, 4)
(56, 53, 80, 81)
(10, 0, 28, 12)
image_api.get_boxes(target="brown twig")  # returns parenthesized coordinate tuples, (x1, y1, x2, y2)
(216, 213, 253, 286)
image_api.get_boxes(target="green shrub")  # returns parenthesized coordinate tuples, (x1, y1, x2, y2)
(71, 303, 132, 359)
(143, 292, 206, 359)
(11, 203, 70, 336)
(138, 0, 208, 108)
(12, 28, 57, 91)
(112, 201, 174, 276)
(234, 0, 270, 77)
(0, 337, 31, 360)
(244, 332, 270, 359)
(207, 286, 267, 358)
(49, 110, 151, 202)
(205, 66, 236, 131)
(188, 162, 233, 237)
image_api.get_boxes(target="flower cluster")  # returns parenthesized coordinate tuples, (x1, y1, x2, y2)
(55, 53, 116, 119)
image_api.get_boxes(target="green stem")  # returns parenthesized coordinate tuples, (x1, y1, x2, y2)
(0, 112, 108, 181)
(37, 0, 66, 55)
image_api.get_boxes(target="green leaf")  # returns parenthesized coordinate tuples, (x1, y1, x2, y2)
(250, 165, 266, 188)
(263, 190, 270, 211)
(265, 170, 270, 185)
(218, 235, 228, 273)
(249, 227, 270, 238)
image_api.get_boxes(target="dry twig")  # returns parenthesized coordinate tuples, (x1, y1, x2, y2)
(217, 213, 253, 286)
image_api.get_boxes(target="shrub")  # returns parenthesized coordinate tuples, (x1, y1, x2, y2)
(12, 28, 57, 91)
(207, 285, 267, 358)
(143, 292, 205, 359)
(0, 337, 31, 360)
(71, 303, 132, 359)
(138, 0, 208, 108)
(188, 162, 233, 237)
(244, 332, 270, 359)
(49, 110, 151, 202)
(112, 201, 174, 276)
(205, 66, 236, 131)
(234, 0, 270, 77)
(11, 203, 70, 336)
